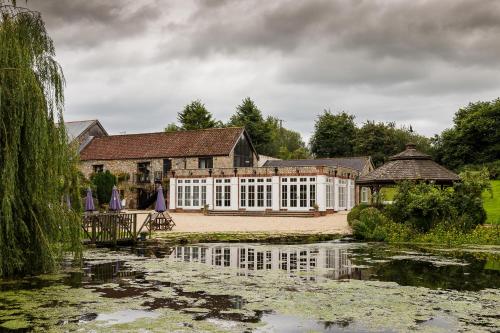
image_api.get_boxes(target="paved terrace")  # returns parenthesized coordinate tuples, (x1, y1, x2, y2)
(128, 211, 350, 234)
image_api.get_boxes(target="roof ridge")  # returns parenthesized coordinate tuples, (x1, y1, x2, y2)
(64, 119, 97, 123)
(96, 127, 244, 138)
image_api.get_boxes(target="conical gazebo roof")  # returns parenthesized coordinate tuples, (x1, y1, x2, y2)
(357, 144, 460, 186)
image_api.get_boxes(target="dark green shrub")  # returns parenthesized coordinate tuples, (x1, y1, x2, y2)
(351, 207, 390, 241)
(90, 171, 117, 205)
(347, 203, 369, 226)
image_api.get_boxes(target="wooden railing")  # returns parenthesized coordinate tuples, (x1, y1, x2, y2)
(82, 212, 142, 245)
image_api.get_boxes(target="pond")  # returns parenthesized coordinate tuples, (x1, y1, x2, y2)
(0, 241, 499, 332)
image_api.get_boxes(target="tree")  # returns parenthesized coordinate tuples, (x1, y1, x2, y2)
(354, 121, 432, 167)
(164, 123, 180, 132)
(310, 110, 356, 157)
(228, 97, 273, 155)
(433, 99, 500, 170)
(90, 171, 117, 206)
(177, 100, 220, 130)
(0, 2, 81, 277)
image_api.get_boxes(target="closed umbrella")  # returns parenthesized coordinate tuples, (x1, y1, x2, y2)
(154, 185, 166, 212)
(109, 185, 122, 211)
(85, 188, 95, 212)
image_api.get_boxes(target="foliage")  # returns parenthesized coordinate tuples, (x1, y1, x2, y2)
(483, 180, 500, 225)
(412, 224, 500, 246)
(0, 2, 82, 277)
(432, 99, 500, 170)
(164, 122, 180, 132)
(90, 171, 117, 206)
(353, 121, 431, 167)
(347, 204, 369, 226)
(310, 110, 356, 158)
(350, 207, 393, 241)
(460, 160, 500, 180)
(265, 117, 310, 159)
(228, 97, 274, 155)
(177, 100, 221, 130)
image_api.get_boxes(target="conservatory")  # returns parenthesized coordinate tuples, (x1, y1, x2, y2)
(169, 165, 358, 215)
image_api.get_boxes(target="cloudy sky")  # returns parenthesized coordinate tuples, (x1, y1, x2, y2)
(31, 0, 500, 140)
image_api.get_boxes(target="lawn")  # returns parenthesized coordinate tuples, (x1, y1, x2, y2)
(483, 180, 500, 225)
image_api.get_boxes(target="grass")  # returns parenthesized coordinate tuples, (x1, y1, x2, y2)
(151, 231, 343, 245)
(483, 180, 500, 225)
(380, 187, 396, 201)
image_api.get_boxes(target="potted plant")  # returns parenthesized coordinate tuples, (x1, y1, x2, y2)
(139, 231, 149, 241)
(203, 204, 209, 215)
(313, 203, 320, 217)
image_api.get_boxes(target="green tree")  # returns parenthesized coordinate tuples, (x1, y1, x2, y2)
(433, 99, 500, 170)
(177, 100, 220, 130)
(164, 123, 180, 132)
(265, 117, 311, 159)
(0, 2, 81, 277)
(354, 121, 432, 167)
(310, 110, 356, 157)
(90, 171, 117, 206)
(228, 97, 273, 155)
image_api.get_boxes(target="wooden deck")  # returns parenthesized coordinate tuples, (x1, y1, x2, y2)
(82, 212, 148, 245)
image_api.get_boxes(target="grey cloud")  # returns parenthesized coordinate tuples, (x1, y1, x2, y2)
(30, 0, 163, 48)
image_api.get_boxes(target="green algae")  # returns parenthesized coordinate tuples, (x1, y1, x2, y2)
(0, 244, 499, 332)
(0, 318, 30, 330)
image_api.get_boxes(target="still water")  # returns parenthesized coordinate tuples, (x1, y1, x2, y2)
(0, 241, 499, 332)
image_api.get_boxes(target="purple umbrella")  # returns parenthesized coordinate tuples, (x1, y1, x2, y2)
(155, 185, 166, 212)
(85, 188, 95, 212)
(109, 185, 122, 211)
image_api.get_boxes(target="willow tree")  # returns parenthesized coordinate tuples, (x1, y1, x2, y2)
(0, 1, 82, 277)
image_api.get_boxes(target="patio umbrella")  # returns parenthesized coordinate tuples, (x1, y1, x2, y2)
(154, 185, 166, 212)
(85, 188, 95, 212)
(109, 185, 122, 211)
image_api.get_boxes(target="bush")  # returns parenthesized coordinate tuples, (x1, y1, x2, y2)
(461, 160, 500, 180)
(351, 207, 390, 241)
(90, 171, 117, 205)
(347, 204, 369, 226)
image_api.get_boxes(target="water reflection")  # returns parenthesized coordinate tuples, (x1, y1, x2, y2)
(166, 244, 362, 281)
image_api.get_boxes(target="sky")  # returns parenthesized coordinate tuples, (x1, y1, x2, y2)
(30, 0, 500, 141)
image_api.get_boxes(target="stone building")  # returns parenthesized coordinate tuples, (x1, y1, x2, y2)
(79, 126, 360, 214)
(79, 127, 259, 209)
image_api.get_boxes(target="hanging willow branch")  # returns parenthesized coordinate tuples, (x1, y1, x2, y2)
(0, 0, 82, 277)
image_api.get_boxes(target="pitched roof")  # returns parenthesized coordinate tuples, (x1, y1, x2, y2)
(357, 144, 460, 185)
(80, 127, 246, 161)
(263, 156, 371, 173)
(65, 120, 98, 141)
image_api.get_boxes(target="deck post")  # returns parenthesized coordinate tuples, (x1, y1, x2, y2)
(91, 216, 96, 244)
(112, 214, 117, 245)
(132, 213, 137, 243)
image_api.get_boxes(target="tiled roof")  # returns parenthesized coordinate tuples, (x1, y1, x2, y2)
(263, 157, 371, 173)
(80, 127, 245, 161)
(357, 144, 459, 185)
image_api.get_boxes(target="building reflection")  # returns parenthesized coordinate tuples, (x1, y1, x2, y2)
(167, 244, 362, 281)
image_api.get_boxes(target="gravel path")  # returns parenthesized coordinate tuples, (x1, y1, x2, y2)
(131, 211, 350, 234)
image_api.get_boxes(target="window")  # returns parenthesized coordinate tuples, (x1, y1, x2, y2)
(163, 159, 171, 175)
(282, 185, 288, 207)
(241, 186, 246, 207)
(92, 164, 104, 173)
(193, 186, 200, 206)
(266, 185, 272, 207)
(257, 185, 264, 207)
(216, 186, 223, 207)
(248, 185, 255, 207)
(300, 184, 307, 207)
(224, 185, 231, 207)
(309, 184, 316, 207)
(185, 186, 191, 206)
(137, 162, 151, 183)
(198, 157, 213, 169)
(201, 186, 207, 206)
(290, 185, 297, 207)
(178, 186, 183, 206)
(361, 187, 368, 203)
(233, 136, 254, 167)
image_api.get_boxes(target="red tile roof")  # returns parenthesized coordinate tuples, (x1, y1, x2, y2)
(80, 127, 245, 161)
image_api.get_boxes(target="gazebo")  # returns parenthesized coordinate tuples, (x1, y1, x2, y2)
(357, 143, 460, 196)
